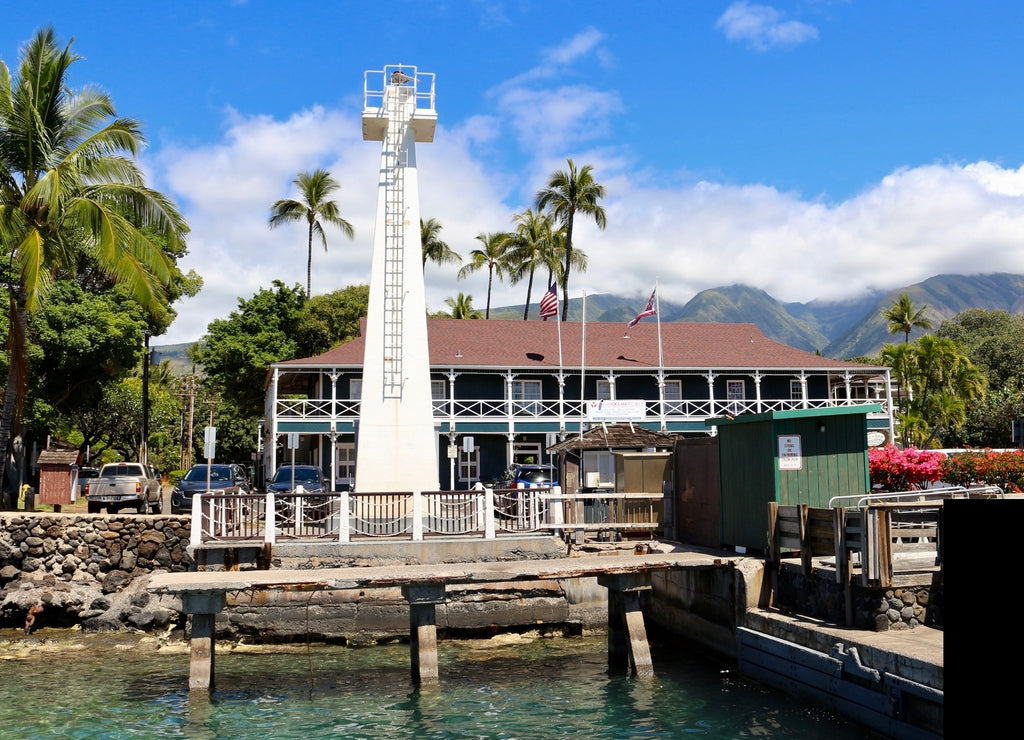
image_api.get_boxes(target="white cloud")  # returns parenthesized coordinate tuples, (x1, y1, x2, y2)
(715, 2, 819, 51)
(156, 97, 1024, 345)
(152, 30, 1024, 347)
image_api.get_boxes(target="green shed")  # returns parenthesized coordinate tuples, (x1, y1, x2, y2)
(706, 404, 880, 552)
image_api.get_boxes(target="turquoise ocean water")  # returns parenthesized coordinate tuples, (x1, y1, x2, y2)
(0, 630, 882, 739)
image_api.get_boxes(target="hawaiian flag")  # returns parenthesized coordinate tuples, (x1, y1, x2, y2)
(539, 283, 558, 318)
(627, 289, 657, 328)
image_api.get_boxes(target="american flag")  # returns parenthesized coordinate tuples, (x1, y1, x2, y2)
(539, 283, 558, 318)
(627, 289, 657, 328)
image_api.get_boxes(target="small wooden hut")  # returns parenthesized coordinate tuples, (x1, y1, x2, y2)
(36, 447, 82, 509)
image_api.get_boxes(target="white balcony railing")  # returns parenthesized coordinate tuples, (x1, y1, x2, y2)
(275, 397, 888, 422)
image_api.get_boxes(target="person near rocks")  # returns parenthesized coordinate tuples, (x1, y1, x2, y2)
(23, 603, 43, 635)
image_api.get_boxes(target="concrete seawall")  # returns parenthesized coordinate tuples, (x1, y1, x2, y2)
(2, 512, 942, 737)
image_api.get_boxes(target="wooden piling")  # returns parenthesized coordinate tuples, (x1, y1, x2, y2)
(598, 572, 654, 679)
(402, 583, 447, 685)
(182, 591, 226, 691)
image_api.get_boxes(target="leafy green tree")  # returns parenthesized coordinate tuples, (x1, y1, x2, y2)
(268, 168, 354, 298)
(0, 28, 189, 506)
(535, 159, 606, 320)
(946, 379, 1024, 448)
(883, 293, 933, 343)
(193, 282, 369, 442)
(443, 293, 481, 319)
(936, 308, 1024, 390)
(192, 281, 307, 415)
(457, 232, 513, 319)
(880, 335, 986, 447)
(421, 217, 460, 271)
(294, 284, 369, 357)
(30, 281, 148, 412)
(201, 398, 261, 470)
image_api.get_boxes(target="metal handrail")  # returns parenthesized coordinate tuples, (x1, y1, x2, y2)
(828, 484, 1004, 509)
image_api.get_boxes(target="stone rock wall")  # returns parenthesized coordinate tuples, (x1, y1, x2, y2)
(773, 562, 942, 630)
(1, 514, 608, 642)
(0, 513, 192, 632)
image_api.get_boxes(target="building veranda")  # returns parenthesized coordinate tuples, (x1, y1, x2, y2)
(261, 319, 892, 491)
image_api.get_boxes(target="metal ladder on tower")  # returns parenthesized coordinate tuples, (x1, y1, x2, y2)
(381, 82, 409, 398)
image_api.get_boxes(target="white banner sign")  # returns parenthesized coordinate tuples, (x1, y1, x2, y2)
(587, 399, 647, 422)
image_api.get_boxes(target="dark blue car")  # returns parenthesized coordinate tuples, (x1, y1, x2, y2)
(170, 463, 250, 514)
(500, 463, 558, 488)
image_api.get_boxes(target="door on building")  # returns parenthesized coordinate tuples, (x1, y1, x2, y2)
(335, 442, 355, 491)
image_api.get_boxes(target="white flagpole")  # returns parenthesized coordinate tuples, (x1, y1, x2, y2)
(655, 279, 666, 431)
(655, 279, 663, 370)
(556, 291, 564, 433)
(579, 290, 587, 440)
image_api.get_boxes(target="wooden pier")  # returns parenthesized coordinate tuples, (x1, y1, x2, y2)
(148, 551, 732, 690)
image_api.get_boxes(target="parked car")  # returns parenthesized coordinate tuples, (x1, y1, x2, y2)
(266, 465, 326, 495)
(170, 463, 251, 515)
(267, 465, 328, 522)
(76, 466, 100, 497)
(498, 463, 558, 488)
(85, 462, 162, 514)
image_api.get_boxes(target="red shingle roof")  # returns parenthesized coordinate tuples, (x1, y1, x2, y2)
(279, 318, 881, 371)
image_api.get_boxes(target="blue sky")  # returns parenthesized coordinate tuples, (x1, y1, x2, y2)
(5, 1, 1024, 344)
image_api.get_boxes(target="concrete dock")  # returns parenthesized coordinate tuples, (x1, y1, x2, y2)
(150, 550, 734, 688)
(149, 549, 941, 682)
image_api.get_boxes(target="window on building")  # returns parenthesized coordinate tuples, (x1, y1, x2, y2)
(596, 379, 613, 400)
(790, 379, 803, 400)
(582, 450, 615, 488)
(727, 380, 745, 400)
(511, 379, 543, 415)
(664, 380, 682, 400)
(726, 379, 745, 414)
(431, 380, 446, 400)
(350, 378, 362, 400)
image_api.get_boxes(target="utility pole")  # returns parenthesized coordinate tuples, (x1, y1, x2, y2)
(175, 368, 199, 471)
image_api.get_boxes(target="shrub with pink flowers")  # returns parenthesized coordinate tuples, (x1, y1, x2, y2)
(939, 449, 1024, 492)
(868, 445, 945, 491)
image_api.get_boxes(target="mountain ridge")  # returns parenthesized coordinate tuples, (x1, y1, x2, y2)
(488, 272, 1024, 359)
(155, 273, 1024, 362)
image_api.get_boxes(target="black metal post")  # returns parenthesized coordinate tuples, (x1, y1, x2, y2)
(142, 330, 151, 465)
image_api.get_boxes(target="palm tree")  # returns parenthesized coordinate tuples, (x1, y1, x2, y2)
(0, 28, 188, 505)
(506, 209, 562, 320)
(457, 231, 513, 319)
(421, 217, 461, 271)
(535, 159, 606, 320)
(443, 292, 482, 319)
(268, 168, 354, 298)
(884, 293, 933, 343)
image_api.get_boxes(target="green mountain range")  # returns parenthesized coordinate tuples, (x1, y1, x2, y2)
(490, 272, 1024, 360)
(154, 272, 1024, 364)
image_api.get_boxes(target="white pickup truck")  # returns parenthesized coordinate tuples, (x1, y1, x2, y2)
(84, 462, 162, 514)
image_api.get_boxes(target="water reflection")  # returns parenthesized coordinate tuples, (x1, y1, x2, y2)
(0, 629, 881, 739)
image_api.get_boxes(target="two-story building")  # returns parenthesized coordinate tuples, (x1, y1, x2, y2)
(262, 318, 892, 491)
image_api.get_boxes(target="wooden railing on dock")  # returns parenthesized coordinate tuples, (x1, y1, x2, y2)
(767, 485, 1003, 625)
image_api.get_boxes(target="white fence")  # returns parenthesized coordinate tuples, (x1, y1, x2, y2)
(189, 486, 665, 549)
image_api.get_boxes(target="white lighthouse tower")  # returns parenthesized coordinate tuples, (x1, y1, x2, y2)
(355, 65, 439, 492)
